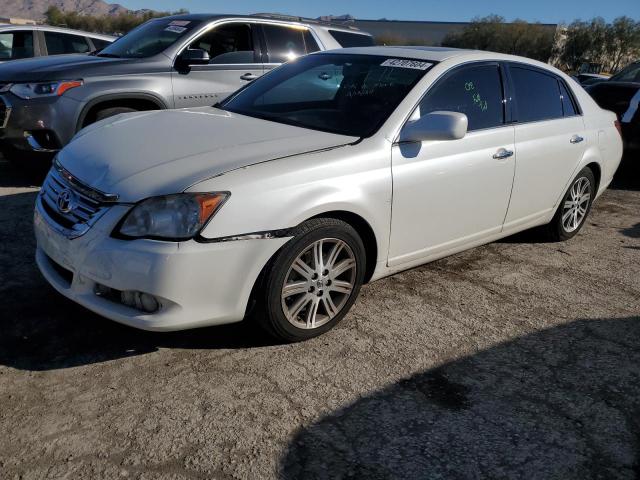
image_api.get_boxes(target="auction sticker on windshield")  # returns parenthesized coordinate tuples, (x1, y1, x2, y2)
(381, 59, 433, 70)
(165, 25, 187, 34)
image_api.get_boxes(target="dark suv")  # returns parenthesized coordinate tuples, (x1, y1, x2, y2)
(586, 61, 640, 153)
(0, 14, 373, 162)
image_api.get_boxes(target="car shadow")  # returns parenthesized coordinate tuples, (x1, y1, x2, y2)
(0, 187, 278, 372)
(0, 158, 49, 188)
(610, 151, 640, 192)
(0, 287, 277, 371)
(621, 223, 640, 239)
(280, 316, 640, 479)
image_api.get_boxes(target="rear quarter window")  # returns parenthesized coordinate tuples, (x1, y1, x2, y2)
(89, 37, 112, 51)
(559, 81, 579, 116)
(328, 30, 374, 48)
(45, 32, 91, 55)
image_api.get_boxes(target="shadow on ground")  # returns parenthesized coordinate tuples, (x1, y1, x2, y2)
(622, 223, 640, 239)
(0, 183, 277, 372)
(610, 152, 640, 192)
(281, 317, 640, 479)
(0, 159, 49, 188)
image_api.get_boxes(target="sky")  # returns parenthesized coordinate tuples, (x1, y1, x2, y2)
(117, 0, 640, 24)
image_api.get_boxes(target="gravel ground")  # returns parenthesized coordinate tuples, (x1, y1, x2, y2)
(0, 157, 639, 479)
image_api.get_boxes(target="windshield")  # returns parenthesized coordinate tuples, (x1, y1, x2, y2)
(98, 18, 201, 58)
(610, 62, 640, 83)
(220, 54, 434, 137)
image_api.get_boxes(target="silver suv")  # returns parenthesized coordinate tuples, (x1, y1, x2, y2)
(0, 14, 373, 162)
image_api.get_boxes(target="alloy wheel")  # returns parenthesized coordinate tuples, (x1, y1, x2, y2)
(562, 176, 592, 233)
(281, 238, 357, 329)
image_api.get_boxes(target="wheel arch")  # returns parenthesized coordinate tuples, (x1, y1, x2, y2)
(77, 93, 168, 131)
(302, 210, 378, 284)
(585, 161, 602, 192)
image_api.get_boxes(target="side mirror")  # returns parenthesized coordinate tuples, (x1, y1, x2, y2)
(399, 111, 468, 143)
(178, 49, 210, 65)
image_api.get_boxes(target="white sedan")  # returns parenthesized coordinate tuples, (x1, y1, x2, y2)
(34, 47, 623, 341)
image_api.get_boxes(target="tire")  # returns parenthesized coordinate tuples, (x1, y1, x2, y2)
(94, 106, 138, 123)
(255, 218, 366, 342)
(545, 167, 596, 241)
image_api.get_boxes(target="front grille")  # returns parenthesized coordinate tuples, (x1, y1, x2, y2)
(38, 164, 113, 238)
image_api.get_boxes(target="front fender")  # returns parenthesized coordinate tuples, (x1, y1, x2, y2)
(190, 139, 392, 264)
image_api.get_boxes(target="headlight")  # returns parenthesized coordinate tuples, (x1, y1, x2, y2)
(116, 193, 229, 240)
(10, 80, 83, 99)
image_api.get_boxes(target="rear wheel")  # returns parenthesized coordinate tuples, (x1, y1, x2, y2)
(545, 167, 596, 241)
(256, 218, 366, 342)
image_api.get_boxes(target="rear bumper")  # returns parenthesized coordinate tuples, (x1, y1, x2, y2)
(34, 198, 289, 331)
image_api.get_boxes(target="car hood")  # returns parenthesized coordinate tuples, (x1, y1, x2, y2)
(57, 107, 358, 202)
(0, 54, 151, 82)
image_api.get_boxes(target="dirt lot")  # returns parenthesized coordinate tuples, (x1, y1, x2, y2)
(1, 157, 639, 480)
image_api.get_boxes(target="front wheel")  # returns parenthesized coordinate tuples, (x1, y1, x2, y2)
(545, 167, 596, 241)
(256, 218, 366, 342)
(94, 106, 138, 123)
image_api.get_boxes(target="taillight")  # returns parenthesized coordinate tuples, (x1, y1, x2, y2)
(614, 120, 623, 138)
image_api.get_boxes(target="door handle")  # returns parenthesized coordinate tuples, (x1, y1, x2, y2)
(493, 148, 514, 160)
(240, 73, 258, 81)
(570, 135, 584, 144)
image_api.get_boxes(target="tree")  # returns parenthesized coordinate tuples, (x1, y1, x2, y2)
(558, 18, 608, 71)
(44, 7, 189, 35)
(604, 17, 640, 72)
(442, 15, 556, 62)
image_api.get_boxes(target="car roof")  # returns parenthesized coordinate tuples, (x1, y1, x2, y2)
(158, 13, 368, 34)
(0, 24, 115, 40)
(319, 46, 568, 71)
(321, 46, 477, 62)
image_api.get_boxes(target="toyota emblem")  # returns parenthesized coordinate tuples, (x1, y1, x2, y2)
(57, 188, 76, 214)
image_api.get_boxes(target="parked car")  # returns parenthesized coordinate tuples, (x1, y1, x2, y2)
(0, 14, 372, 163)
(586, 61, 640, 152)
(571, 73, 609, 86)
(34, 47, 623, 341)
(0, 25, 114, 62)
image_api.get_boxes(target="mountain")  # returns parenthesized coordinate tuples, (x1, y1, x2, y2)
(2, 0, 130, 20)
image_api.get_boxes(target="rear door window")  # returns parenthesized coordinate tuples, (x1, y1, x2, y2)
(45, 32, 91, 55)
(328, 30, 374, 47)
(0, 31, 35, 60)
(262, 24, 311, 63)
(510, 66, 563, 122)
(189, 22, 258, 64)
(419, 64, 505, 131)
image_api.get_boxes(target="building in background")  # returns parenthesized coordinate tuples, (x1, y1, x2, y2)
(0, 17, 38, 25)
(322, 17, 558, 46)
